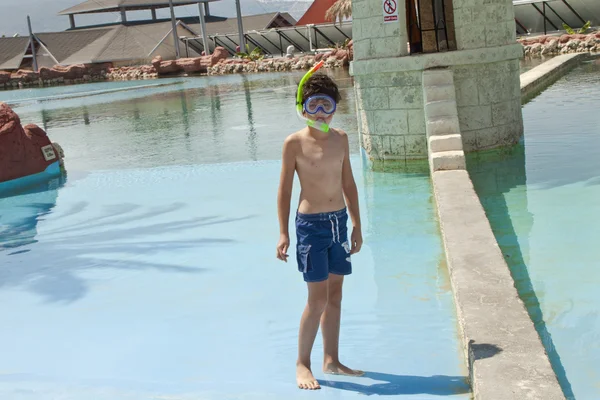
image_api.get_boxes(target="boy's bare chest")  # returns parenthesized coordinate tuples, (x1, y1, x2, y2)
(297, 141, 344, 170)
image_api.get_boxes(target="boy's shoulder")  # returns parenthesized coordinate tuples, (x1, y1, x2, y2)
(329, 127, 348, 138)
(283, 130, 304, 149)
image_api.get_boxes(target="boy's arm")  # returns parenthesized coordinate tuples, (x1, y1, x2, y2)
(276, 136, 296, 262)
(341, 131, 363, 254)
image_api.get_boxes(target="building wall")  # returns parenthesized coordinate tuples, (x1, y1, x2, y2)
(352, 0, 409, 60)
(454, 59, 523, 151)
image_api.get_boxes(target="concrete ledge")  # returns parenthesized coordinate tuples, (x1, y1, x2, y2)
(431, 170, 564, 400)
(350, 44, 523, 76)
(520, 53, 586, 104)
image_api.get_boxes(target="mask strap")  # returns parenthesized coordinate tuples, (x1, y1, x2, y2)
(296, 61, 330, 133)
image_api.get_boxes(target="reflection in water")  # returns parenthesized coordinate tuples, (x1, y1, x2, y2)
(467, 145, 574, 399)
(179, 90, 190, 138)
(0, 173, 67, 252)
(242, 75, 258, 161)
(13, 70, 359, 171)
(83, 107, 90, 126)
(40, 109, 50, 132)
(361, 161, 469, 389)
(469, 62, 600, 400)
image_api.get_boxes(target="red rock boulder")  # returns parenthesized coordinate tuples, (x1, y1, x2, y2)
(177, 57, 204, 73)
(50, 64, 87, 80)
(0, 102, 64, 183)
(210, 47, 229, 66)
(0, 71, 10, 84)
(559, 34, 571, 44)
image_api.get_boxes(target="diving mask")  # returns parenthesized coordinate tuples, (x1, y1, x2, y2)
(296, 60, 333, 132)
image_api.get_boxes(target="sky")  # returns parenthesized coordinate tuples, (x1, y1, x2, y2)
(0, 0, 313, 36)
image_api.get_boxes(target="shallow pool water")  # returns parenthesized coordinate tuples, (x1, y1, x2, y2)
(0, 70, 469, 399)
(469, 59, 600, 400)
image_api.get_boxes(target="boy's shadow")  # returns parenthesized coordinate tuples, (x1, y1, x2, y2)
(319, 371, 470, 396)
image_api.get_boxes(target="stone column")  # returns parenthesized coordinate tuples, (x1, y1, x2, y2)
(350, 0, 524, 168)
(452, 0, 523, 151)
(351, 0, 417, 168)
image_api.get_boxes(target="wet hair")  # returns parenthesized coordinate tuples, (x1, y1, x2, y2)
(298, 73, 341, 104)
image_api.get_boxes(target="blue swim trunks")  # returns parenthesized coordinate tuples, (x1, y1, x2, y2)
(295, 207, 352, 282)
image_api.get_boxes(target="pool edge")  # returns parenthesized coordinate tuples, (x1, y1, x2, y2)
(520, 52, 598, 105)
(431, 170, 565, 400)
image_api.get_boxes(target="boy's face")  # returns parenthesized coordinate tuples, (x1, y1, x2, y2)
(302, 93, 336, 126)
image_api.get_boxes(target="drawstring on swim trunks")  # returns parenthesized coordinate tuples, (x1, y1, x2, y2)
(329, 214, 340, 243)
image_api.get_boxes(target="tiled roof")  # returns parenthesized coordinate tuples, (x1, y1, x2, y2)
(187, 12, 296, 36)
(36, 29, 116, 64)
(0, 37, 30, 70)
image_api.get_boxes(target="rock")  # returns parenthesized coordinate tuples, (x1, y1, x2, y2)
(559, 34, 571, 44)
(53, 64, 87, 80)
(210, 47, 229, 66)
(0, 102, 64, 183)
(153, 59, 181, 75)
(15, 70, 38, 83)
(177, 57, 205, 73)
(0, 71, 10, 84)
(530, 43, 543, 54)
(541, 39, 559, 55)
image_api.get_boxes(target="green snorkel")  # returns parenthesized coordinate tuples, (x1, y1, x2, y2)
(296, 60, 330, 133)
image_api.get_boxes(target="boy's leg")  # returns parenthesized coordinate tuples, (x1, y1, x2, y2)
(321, 273, 364, 376)
(297, 280, 328, 390)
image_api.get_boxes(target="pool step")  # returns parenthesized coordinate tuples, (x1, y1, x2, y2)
(427, 116, 461, 136)
(423, 69, 454, 87)
(429, 134, 463, 153)
(430, 150, 466, 171)
(423, 69, 465, 172)
(425, 99, 458, 119)
(424, 84, 456, 104)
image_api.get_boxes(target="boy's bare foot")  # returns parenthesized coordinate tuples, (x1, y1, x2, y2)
(323, 361, 365, 377)
(297, 363, 321, 390)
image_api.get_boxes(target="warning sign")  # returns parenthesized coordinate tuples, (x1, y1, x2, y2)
(383, 0, 398, 23)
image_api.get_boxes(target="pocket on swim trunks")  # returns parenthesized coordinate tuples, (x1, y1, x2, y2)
(297, 244, 312, 273)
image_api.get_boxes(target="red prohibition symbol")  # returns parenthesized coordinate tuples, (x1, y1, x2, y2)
(383, 0, 397, 14)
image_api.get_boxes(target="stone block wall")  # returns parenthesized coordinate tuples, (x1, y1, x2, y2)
(351, 0, 409, 60)
(453, 0, 516, 50)
(354, 70, 427, 161)
(452, 59, 523, 151)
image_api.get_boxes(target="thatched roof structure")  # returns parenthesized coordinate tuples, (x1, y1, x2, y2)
(325, 0, 352, 24)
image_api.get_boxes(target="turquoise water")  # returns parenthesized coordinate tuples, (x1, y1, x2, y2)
(468, 59, 600, 400)
(0, 71, 469, 399)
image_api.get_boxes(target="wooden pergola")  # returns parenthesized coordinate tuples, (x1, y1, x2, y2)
(58, 0, 221, 29)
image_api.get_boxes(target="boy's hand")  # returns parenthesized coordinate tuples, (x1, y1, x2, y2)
(277, 234, 290, 262)
(350, 228, 363, 255)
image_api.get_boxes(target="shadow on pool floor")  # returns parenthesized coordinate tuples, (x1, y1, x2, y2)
(319, 371, 470, 396)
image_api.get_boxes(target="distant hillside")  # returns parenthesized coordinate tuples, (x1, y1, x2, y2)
(0, 0, 312, 36)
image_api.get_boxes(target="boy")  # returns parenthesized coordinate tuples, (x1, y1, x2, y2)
(276, 73, 364, 390)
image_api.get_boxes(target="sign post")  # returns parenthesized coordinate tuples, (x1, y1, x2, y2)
(383, 0, 399, 23)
